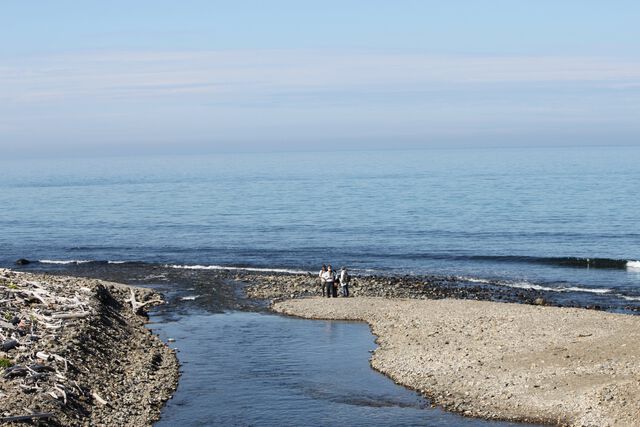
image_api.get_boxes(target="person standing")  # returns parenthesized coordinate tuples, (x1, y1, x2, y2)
(339, 266, 350, 297)
(330, 265, 339, 297)
(322, 265, 335, 298)
(319, 264, 327, 297)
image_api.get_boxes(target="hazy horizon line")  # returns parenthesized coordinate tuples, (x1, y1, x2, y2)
(3, 141, 639, 162)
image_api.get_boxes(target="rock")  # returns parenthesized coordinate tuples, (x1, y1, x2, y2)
(1, 339, 19, 351)
(534, 298, 546, 306)
(15, 258, 31, 265)
(3, 365, 28, 378)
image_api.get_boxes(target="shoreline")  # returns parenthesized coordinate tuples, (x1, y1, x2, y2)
(241, 270, 640, 314)
(0, 269, 178, 426)
(11, 261, 640, 314)
(5, 262, 640, 425)
(273, 297, 640, 427)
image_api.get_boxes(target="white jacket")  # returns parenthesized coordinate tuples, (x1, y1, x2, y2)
(321, 271, 335, 283)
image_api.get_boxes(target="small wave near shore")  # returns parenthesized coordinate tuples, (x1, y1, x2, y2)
(12, 258, 640, 313)
(165, 263, 311, 275)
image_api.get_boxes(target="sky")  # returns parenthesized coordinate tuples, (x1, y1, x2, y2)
(2, 0, 640, 157)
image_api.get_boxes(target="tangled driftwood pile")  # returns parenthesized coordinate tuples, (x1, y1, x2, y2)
(0, 269, 178, 426)
(0, 273, 89, 423)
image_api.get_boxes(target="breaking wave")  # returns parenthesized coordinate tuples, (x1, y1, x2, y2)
(458, 276, 612, 294)
(452, 255, 638, 270)
(39, 259, 93, 265)
(165, 264, 311, 275)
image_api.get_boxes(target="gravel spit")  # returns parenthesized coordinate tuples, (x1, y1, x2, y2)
(273, 297, 640, 427)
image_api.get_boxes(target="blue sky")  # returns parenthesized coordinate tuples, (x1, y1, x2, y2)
(2, 1, 639, 156)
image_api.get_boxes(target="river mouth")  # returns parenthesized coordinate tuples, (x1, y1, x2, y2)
(149, 309, 537, 427)
(19, 262, 542, 426)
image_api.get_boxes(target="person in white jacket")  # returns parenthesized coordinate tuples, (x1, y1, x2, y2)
(321, 265, 336, 298)
(339, 267, 350, 297)
(318, 264, 327, 296)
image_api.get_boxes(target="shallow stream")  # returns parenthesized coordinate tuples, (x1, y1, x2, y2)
(150, 309, 539, 427)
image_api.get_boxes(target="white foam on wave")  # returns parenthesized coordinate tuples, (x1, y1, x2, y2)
(459, 275, 612, 294)
(619, 294, 640, 301)
(458, 276, 555, 291)
(627, 260, 640, 270)
(500, 281, 561, 292)
(562, 286, 612, 294)
(181, 295, 201, 301)
(166, 264, 311, 275)
(40, 259, 129, 265)
(39, 259, 92, 265)
(458, 276, 492, 284)
(501, 282, 612, 294)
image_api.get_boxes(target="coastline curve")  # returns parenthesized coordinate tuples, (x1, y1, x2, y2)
(272, 297, 640, 426)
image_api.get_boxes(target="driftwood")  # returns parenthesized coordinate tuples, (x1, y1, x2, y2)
(52, 312, 91, 320)
(36, 352, 69, 370)
(0, 413, 54, 422)
(92, 392, 109, 406)
(0, 271, 106, 423)
(53, 384, 67, 404)
(0, 269, 170, 424)
(4, 287, 48, 304)
(31, 314, 63, 330)
(0, 320, 15, 330)
(128, 288, 163, 314)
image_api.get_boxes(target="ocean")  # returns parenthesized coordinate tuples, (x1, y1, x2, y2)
(1, 146, 639, 307)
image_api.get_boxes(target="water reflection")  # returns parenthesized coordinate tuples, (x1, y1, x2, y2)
(151, 311, 538, 427)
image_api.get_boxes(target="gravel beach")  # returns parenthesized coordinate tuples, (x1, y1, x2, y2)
(273, 297, 640, 427)
(242, 271, 640, 314)
(0, 269, 178, 426)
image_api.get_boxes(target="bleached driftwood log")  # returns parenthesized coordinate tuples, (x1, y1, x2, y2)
(52, 312, 91, 320)
(92, 392, 109, 406)
(128, 288, 163, 314)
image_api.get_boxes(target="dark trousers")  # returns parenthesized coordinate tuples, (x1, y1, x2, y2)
(341, 284, 349, 297)
(326, 282, 334, 298)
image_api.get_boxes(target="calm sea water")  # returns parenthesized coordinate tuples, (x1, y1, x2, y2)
(1, 147, 639, 302)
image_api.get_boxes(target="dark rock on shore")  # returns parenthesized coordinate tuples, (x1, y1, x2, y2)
(14, 259, 31, 265)
(1, 339, 18, 352)
(238, 270, 639, 315)
(241, 272, 549, 307)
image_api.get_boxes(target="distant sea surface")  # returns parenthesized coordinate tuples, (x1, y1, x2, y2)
(1, 147, 639, 305)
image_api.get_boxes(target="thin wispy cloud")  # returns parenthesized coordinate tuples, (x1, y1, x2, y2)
(2, 1, 638, 155)
(3, 50, 640, 105)
(1, 49, 639, 155)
